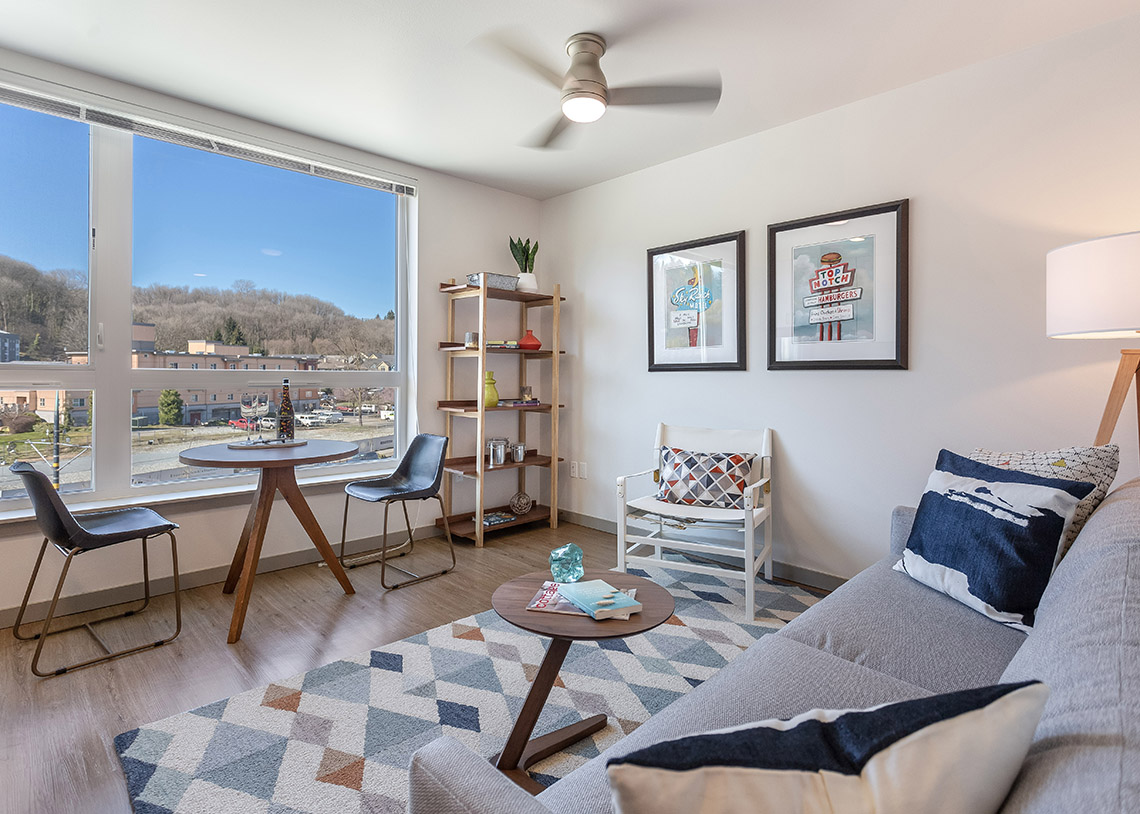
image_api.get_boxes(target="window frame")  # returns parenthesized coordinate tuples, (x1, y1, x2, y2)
(0, 95, 412, 511)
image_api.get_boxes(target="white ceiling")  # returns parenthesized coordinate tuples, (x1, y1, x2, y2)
(0, 0, 1135, 200)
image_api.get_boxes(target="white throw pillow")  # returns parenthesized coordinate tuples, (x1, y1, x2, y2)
(606, 681, 1049, 814)
(970, 444, 1118, 559)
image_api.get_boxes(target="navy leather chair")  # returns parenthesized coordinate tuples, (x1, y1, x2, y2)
(10, 462, 181, 676)
(338, 433, 456, 589)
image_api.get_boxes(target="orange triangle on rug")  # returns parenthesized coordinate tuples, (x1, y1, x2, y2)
(452, 623, 485, 641)
(261, 684, 302, 713)
(317, 748, 366, 790)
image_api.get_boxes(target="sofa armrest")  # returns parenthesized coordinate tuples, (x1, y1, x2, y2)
(408, 736, 553, 814)
(890, 505, 917, 557)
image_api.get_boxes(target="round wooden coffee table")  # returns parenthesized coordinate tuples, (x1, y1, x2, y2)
(491, 568, 675, 793)
(179, 440, 359, 643)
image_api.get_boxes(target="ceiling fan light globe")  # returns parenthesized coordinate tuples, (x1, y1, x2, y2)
(562, 94, 606, 123)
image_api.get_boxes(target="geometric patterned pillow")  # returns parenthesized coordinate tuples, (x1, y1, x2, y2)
(970, 444, 1118, 560)
(656, 446, 756, 509)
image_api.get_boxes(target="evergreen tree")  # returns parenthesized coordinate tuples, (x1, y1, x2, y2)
(158, 389, 185, 426)
(385, 310, 395, 320)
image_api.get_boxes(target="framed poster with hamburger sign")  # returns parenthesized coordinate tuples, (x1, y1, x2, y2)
(767, 199, 908, 370)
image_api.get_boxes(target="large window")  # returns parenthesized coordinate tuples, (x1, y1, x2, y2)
(0, 90, 411, 503)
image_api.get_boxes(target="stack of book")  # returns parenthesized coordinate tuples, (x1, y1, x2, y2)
(526, 579, 643, 620)
(497, 398, 540, 407)
(482, 511, 516, 527)
(485, 339, 520, 349)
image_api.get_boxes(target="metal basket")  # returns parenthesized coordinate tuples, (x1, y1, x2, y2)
(467, 272, 519, 291)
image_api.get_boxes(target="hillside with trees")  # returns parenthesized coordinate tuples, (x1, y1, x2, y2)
(0, 255, 395, 360)
(0, 255, 88, 360)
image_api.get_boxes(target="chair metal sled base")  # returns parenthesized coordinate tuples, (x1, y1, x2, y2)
(339, 494, 456, 589)
(12, 532, 182, 677)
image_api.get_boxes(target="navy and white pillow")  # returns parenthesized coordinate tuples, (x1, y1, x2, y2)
(606, 681, 1049, 814)
(656, 447, 756, 510)
(894, 449, 1095, 631)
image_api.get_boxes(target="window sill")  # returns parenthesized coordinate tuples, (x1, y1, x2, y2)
(0, 462, 396, 526)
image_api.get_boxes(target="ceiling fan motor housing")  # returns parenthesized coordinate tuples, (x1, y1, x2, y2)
(561, 32, 608, 106)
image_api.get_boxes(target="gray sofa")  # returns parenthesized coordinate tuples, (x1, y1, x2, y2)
(409, 478, 1140, 813)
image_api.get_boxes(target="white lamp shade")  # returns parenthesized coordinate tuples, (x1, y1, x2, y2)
(1046, 231, 1140, 338)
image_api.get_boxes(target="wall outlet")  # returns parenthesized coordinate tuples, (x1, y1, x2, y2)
(579, 461, 588, 479)
(570, 461, 579, 478)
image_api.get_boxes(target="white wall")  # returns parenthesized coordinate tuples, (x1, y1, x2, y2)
(0, 49, 540, 621)
(541, 16, 1140, 581)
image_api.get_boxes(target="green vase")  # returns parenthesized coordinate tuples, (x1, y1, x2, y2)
(484, 371, 499, 408)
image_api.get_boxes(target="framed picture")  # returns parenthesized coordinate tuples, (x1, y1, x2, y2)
(647, 231, 746, 372)
(767, 199, 908, 370)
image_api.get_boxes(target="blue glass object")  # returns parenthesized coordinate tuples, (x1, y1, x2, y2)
(549, 543, 584, 583)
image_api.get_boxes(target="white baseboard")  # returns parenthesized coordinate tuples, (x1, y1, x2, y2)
(0, 527, 444, 630)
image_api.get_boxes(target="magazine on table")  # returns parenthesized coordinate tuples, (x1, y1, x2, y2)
(526, 581, 639, 620)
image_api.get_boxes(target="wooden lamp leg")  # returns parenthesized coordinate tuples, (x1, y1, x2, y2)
(1095, 350, 1140, 447)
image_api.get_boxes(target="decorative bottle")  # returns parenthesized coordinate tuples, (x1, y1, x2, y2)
(278, 378, 295, 440)
(484, 371, 499, 408)
(518, 329, 542, 350)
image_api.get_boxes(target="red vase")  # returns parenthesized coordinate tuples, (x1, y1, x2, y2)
(519, 329, 542, 350)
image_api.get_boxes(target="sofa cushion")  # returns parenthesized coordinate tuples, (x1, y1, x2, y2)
(536, 634, 929, 814)
(780, 557, 1027, 694)
(998, 479, 1140, 814)
(894, 449, 1094, 631)
(606, 682, 1048, 814)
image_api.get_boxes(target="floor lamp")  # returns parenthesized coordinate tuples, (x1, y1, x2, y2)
(1046, 231, 1140, 448)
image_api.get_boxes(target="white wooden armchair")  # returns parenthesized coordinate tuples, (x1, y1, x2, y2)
(616, 423, 773, 621)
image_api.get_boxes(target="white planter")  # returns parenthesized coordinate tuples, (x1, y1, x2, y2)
(515, 273, 539, 293)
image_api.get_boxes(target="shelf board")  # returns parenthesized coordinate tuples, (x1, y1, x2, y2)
(437, 503, 551, 539)
(444, 451, 562, 477)
(437, 400, 560, 415)
(438, 281, 565, 306)
(438, 341, 559, 358)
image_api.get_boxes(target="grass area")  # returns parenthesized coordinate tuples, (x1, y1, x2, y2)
(0, 425, 93, 462)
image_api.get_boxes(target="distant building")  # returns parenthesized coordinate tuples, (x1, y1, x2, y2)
(0, 330, 19, 363)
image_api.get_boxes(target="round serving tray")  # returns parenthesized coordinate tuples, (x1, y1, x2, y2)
(226, 439, 309, 450)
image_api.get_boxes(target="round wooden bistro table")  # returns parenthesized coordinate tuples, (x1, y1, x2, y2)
(179, 439, 359, 643)
(490, 568, 675, 794)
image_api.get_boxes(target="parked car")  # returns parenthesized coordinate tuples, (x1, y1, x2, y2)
(379, 409, 395, 421)
(360, 403, 378, 414)
(315, 409, 343, 424)
(295, 413, 326, 427)
(260, 417, 278, 431)
(228, 418, 255, 429)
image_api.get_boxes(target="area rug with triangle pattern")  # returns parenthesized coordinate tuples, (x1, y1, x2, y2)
(115, 564, 823, 813)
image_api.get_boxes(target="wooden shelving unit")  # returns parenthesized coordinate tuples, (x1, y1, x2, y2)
(437, 277, 564, 546)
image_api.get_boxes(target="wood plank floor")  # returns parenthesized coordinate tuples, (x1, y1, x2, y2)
(0, 522, 816, 814)
(0, 523, 621, 814)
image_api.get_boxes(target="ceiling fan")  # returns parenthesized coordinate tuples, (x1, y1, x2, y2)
(493, 31, 722, 149)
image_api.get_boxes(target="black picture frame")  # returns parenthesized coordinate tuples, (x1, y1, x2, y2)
(767, 199, 908, 370)
(647, 231, 746, 372)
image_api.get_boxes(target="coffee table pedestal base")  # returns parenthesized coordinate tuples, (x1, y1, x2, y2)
(492, 713, 607, 794)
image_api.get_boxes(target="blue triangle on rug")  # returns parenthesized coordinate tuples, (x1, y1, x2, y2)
(113, 563, 821, 813)
(199, 738, 288, 800)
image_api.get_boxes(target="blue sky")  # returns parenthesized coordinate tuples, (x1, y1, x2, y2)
(0, 103, 397, 319)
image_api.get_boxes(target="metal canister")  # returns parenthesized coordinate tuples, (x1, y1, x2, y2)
(489, 439, 508, 467)
(511, 443, 526, 462)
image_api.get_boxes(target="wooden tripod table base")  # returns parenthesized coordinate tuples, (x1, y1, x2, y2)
(490, 569, 676, 794)
(179, 440, 358, 643)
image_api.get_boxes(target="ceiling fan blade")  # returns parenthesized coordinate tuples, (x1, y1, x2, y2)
(609, 81, 722, 111)
(526, 115, 575, 150)
(476, 31, 563, 89)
